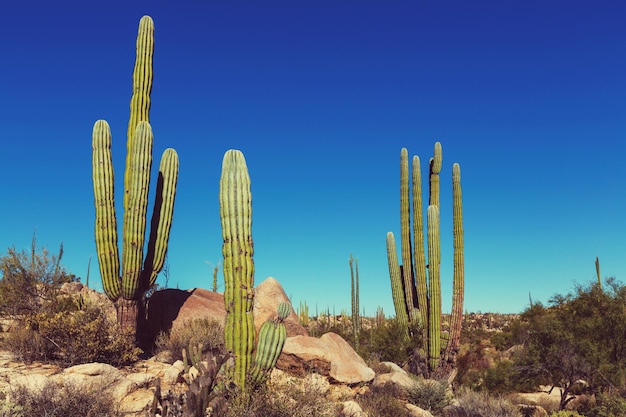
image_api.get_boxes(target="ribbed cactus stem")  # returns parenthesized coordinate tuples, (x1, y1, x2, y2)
(427, 205, 441, 371)
(250, 314, 287, 384)
(429, 142, 442, 207)
(121, 121, 153, 299)
(92, 120, 121, 301)
(386, 232, 409, 340)
(277, 301, 292, 321)
(445, 163, 464, 363)
(220, 149, 255, 389)
(144, 147, 179, 286)
(595, 256, 602, 289)
(125, 15, 154, 211)
(412, 154, 428, 335)
(400, 148, 417, 314)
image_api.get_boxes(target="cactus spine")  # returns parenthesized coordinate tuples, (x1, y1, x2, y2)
(220, 149, 255, 389)
(386, 142, 464, 378)
(250, 302, 291, 383)
(92, 16, 179, 339)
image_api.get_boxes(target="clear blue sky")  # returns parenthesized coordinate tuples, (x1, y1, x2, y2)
(1, 1, 624, 315)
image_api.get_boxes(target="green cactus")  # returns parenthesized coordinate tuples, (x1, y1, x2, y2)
(386, 143, 464, 378)
(250, 302, 291, 384)
(349, 254, 360, 340)
(91, 16, 179, 340)
(219, 149, 255, 389)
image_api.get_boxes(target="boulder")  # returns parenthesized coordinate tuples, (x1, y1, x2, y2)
(277, 332, 375, 384)
(372, 361, 417, 396)
(406, 403, 435, 417)
(147, 277, 307, 340)
(342, 400, 366, 417)
(253, 277, 308, 336)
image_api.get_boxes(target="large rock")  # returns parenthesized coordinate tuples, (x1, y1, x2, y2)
(147, 277, 307, 339)
(253, 277, 307, 336)
(277, 332, 375, 385)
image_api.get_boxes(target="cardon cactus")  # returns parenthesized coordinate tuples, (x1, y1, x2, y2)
(91, 16, 179, 340)
(250, 302, 291, 383)
(219, 149, 255, 389)
(386, 142, 464, 379)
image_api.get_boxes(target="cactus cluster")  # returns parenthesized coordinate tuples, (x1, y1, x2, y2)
(386, 143, 464, 378)
(92, 16, 179, 339)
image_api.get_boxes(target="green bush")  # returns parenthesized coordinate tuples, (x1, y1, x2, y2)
(406, 377, 453, 414)
(577, 390, 626, 417)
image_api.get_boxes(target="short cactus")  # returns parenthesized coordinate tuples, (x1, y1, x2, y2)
(250, 302, 291, 383)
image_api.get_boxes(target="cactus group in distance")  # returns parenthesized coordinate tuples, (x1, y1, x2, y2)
(92, 16, 179, 340)
(386, 143, 464, 379)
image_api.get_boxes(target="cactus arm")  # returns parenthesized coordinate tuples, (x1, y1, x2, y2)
(251, 302, 291, 383)
(121, 121, 153, 299)
(92, 120, 121, 301)
(386, 232, 410, 337)
(427, 205, 441, 371)
(412, 155, 429, 335)
(125, 15, 154, 211)
(445, 163, 464, 363)
(220, 149, 255, 389)
(144, 148, 179, 286)
(429, 142, 442, 207)
(400, 148, 417, 313)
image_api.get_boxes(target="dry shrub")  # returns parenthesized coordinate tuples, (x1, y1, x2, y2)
(221, 374, 338, 417)
(357, 384, 410, 417)
(2, 304, 140, 367)
(445, 387, 523, 417)
(8, 379, 121, 417)
(154, 317, 224, 361)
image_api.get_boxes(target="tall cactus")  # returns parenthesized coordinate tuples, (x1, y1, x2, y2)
(92, 16, 179, 339)
(349, 254, 360, 340)
(385, 142, 464, 379)
(219, 149, 255, 389)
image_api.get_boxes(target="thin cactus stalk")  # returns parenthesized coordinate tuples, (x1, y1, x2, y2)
(412, 154, 428, 336)
(355, 257, 360, 333)
(595, 256, 602, 289)
(444, 163, 464, 367)
(220, 149, 255, 390)
(400, 148, 417, 314)
(349, 254, 360, 339)
(427, 205, 441, 371)
(386, 232, 410, 340)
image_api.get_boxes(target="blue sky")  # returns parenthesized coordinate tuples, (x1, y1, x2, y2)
(1, 1, 625, 315)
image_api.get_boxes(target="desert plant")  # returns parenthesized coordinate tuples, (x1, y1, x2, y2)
(444, 387, 522, 417)
(0, 237, 76, 317)
(250, 302, 291, 384)
(406, 376, 453, 414)
(386, 143, 464, 379)
(154, 317, 225, 363)
(349, 254, 360, 344)
(8, 380, 122, 417)
(219, 149, 255, 389)
(357, 384, 410, 417)
(3, 303, 139, 367)
(91, 15, 179, 342)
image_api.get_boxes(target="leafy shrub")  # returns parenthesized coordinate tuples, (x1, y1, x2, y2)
(8, 379, 121, 417)
(444, 387, 522, 417)
(3, 303, 139, 366)
(154, 317, 224, 361)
